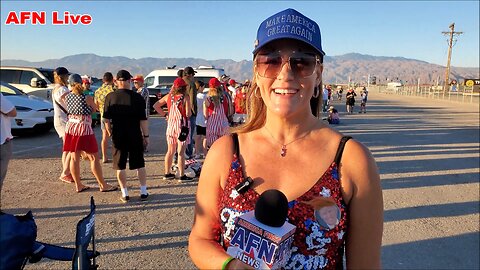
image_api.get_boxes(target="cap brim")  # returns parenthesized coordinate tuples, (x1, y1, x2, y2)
(253, 35, 325, 56)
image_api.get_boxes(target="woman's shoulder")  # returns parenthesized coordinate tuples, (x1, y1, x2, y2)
(208, 134, 235, 158)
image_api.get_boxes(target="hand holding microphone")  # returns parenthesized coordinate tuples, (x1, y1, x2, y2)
(227, 189, 296, 269)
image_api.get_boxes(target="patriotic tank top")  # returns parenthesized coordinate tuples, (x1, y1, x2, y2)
(65, 93, 93, 136)
(215, 134, 352, 270)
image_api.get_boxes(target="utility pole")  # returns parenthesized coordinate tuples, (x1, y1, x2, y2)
(442, 23, 463, 94)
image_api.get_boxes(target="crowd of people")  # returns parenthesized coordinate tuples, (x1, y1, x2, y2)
(47, 65, 251, 199)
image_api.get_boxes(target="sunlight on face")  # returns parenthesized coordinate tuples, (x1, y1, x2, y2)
(255, 39, 322, 119)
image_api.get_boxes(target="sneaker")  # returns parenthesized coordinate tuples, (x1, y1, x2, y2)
(140, 193, 149, 201)
(120, 196, 130, 203)
(178, 175, 194, 183)
(163, 173, 175, 180)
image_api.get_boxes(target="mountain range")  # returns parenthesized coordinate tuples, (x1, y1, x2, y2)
(1, 53, 478, 85)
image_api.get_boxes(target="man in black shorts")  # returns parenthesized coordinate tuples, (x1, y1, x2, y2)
(103, 70, 150, 203)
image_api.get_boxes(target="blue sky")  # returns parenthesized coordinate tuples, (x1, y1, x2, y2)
(1, 1, 479, 67)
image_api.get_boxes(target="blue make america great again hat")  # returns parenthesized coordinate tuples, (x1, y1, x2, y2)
(253, 8, 325, 56)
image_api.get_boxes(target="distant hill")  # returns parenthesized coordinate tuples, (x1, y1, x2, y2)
(1, 53, 478, 85)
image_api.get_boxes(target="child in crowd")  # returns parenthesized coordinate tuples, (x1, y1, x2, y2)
(328, 106, 340, 124)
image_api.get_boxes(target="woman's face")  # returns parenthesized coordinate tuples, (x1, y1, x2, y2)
(254, 39, 322, 118)
(318, 205, 338, 226)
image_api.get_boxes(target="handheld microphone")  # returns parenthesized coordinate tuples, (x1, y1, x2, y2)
(227, 189, 296, 269)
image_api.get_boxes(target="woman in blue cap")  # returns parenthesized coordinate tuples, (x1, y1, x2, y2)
(189, 8, 383, 269)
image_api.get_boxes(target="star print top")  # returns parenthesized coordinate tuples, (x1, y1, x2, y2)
(214, 134, 352, 270)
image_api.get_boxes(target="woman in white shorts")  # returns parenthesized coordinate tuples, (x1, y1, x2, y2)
(51, 67, 73, 183)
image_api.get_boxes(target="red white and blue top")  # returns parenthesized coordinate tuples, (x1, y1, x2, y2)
(214, 135, 351, 269)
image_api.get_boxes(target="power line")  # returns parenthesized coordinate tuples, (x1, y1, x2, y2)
(441, 23, 463, 95)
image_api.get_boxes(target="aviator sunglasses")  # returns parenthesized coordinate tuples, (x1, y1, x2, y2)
(254, 51, 321, 79)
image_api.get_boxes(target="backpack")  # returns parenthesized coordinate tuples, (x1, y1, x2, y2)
(0, 211, 37, 269)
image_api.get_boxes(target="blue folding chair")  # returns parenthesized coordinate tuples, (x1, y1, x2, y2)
(1, 196, 99, 270)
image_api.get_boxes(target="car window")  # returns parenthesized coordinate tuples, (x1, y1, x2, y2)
(157, 76, 177, 86)
(40, 70, 54, 83)
(0, 70, 21, 83)
(145, 76, 154, 88)
(1, 84, 23, 96)
(20, 71, 41, 84)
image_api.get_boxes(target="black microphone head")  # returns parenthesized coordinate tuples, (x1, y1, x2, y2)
(255, 189, 288, 227)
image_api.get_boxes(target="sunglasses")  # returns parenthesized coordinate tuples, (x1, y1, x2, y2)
(254, 51, 321, 79)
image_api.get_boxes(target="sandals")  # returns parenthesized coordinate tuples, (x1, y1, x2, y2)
(59, 175, 74, 183)
(100, 185, 118, 192)
(76, 186, 91, 193)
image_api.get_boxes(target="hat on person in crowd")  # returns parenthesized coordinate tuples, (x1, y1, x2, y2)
(173, 77, 187, 88)
(183, 66, 197, 76)
(132, 74, 144, 83)
(328, 106, 335, 111)
(209, 78, 221, 88)
(253, 8, 325, 56)
(68, 73, 83, 86)
(82, 78, 91, 85)
(116, 70, 132, 81)
(54, 67, 69, 76)
(229, 79, 236, 85)
(219, 74, 230, 82)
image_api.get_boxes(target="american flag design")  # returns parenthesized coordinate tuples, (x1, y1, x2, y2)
(166, 94, 190, 145)
(206, 96, 229, 148)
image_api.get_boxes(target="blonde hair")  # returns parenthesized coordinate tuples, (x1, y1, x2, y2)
(207, 86, 222, 106)
(54, 73, 68, 86)
(70, 82, 84, 95)
(171, 85, 187, 96)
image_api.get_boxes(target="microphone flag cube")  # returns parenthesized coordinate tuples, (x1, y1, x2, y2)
(226, 211, 296, 269)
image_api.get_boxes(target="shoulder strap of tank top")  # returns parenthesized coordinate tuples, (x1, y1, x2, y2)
(334, 136, 352, 165)
(232, 133, 240, 157)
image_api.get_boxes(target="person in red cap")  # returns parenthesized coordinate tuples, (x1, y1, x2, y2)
(227, 79, 237, 100)
(203, 78, 230, 150)
(132, 74, 150, 119)
(133, 74, 150, 152)
(153, 77, 194, 183)
(189, 8, 383, 270)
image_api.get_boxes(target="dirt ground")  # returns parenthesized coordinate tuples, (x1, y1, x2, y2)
(1, 90, 479, 269)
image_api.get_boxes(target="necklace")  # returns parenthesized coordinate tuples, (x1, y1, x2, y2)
(264, 125, 313, 157)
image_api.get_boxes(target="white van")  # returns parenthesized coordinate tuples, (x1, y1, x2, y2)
(386, 82, 403, 92)
(0, 66, 55, 100)
(144, 66, 225, 111)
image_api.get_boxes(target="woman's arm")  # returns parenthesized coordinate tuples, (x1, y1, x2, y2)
(85, 95, 97, 111)
(341, 140, 383, 269)
(203, 99, 210, 120)
(153, 95, 168, 116)
(184, 94, 192, 118)
(188, 136, 252, 270)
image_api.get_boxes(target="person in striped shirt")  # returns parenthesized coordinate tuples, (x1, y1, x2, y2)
(204, 78, 230, 150)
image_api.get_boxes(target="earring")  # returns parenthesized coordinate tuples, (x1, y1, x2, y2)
(312, 87, 319, 98)
(254, 87, 261, 98)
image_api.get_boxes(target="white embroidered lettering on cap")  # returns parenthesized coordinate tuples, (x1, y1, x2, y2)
(253, 8, 325, 56)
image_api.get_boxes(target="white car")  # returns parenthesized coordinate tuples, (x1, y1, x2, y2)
(1, 82, 54, 134)
(0, 66, 55, 100)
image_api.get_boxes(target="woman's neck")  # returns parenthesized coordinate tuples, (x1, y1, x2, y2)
(263, 111, 318, 143)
